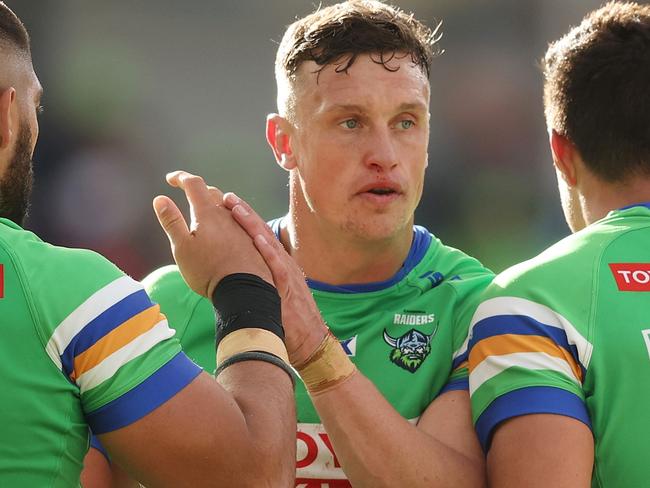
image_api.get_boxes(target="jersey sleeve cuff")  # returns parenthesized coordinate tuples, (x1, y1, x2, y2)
(89, 433, 110, 462)
(439, 377, 469, 395)
(475, 386, 591, 452)
(86, 352, 202, 434)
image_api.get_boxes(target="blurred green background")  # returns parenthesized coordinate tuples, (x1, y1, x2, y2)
(12, 0, 623, 278)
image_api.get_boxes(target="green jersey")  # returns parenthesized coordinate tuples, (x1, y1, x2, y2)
(464, 204, 650, 487)
(0, 218, 201, 486)
(144, 222, 493, 487)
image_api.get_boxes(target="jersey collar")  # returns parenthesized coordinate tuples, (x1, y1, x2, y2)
(268, 217, 431, 294)
(619, 202, 650, 211)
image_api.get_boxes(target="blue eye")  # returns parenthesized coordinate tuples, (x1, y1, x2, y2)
(341, 119, 359, 129)
(399, 120, 414, 130)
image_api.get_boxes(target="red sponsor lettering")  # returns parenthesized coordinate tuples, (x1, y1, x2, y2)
(295, 479, 352, 488)
(609, 263, 650, 291)
(318, 433, 341, 468)
(296, 431, 318, 468)
(0, 264, 3, 298)
(296, 427, 346, 484)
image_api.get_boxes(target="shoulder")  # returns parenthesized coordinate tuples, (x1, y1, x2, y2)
(414, 227, 494, 301)
(143, 264, 188, 296)
(0, 220, 123, 285)
(484, 224, 613, 304)
(0, 224, 172, 377)
(416, 226, 493, 279)
(468, 231, 599, 371)
(0, 222, 127, 326)
(142, 265, 207, 317)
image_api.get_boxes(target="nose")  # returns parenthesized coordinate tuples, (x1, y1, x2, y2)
(364, 126, 398, 171)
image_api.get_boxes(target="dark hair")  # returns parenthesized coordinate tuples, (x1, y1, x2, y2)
(0, 2, 30, 56)
(276, 0, 441, 81)
(543, 1, 650, 182)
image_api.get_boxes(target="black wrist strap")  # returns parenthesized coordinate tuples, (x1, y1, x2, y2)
(212, 273, 284, 347)
(215, 351, 295, 386)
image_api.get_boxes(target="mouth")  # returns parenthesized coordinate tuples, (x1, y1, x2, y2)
(367, 187, 398, 196)
(357, 182, 403, 197)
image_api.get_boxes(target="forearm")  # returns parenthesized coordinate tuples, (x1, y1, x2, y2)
(217, 361, 296, 486)
(312, 372, 484, 488)
(179, 364, 295, 486)
(102, 367, 295, 488)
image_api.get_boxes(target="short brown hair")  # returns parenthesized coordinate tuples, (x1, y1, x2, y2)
(543, 2, 650, 182)
(0, 2, 30, 55)
(275, 0, 440, 117)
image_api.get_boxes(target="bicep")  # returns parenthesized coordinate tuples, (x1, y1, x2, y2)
(417, 390, 484, 466)
(97, 371, 250, 487)
(81, 445, 140, 488)
(80, 447, 112, 488)
(487, 414, 593, 488)
(97, 361, 294, 488)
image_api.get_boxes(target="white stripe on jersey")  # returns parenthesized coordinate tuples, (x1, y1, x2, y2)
(460, 296, 593, 370)
(469, 351, 581, 395)
(45, 275, 143, 370)
(453, 335, 470, 362)
(76, 318, 174, 393)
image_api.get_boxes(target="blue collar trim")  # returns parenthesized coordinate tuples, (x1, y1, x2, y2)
(619, 202, 650, 211)
(268, 217, 431, 294)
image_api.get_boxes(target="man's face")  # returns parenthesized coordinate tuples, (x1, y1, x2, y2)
(288, 53, 430, 242)
(0, 65, 41, 226)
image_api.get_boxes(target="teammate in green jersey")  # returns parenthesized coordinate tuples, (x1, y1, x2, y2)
(0, 3, 297, 486)
(463, 2, 650, 487)
(91, 2, 494, 486)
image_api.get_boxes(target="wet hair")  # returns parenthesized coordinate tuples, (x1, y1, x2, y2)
(543, 1, 650, 182)
(275, 0, 440, 118)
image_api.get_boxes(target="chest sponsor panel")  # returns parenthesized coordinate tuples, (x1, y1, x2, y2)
(296, 423, 347, 486)
(295, 419, 418, 487)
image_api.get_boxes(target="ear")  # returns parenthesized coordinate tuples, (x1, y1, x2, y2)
(550, 130, 578, 187)
(0, 87, 15, 150)
(266, 113, 296, 170)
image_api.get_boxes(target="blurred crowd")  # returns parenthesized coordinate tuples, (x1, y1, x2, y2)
(14, 0, 617, 277)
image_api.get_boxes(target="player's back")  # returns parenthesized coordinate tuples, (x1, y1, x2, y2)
(468, 204, 650, 488)
(586, 205, 650, 486)
(0, 218, 91, 486)
(0, 217, 182, 487)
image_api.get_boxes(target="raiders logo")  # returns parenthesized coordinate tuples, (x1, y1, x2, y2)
(383, 328, 434, 373)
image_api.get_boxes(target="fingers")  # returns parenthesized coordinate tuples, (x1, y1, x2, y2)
(165, 171, 214, 213)
(253, 234, 289, 294)
(227, 193, 278, 244)
(207, 186, 223, 205)
(165, 171, 224, 206)
(153, 195, 189, 247)
(222, 192, 242, 210)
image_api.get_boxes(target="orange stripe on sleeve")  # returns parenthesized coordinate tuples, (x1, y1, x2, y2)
(468, 334, 583, 382)
(70, 305, 164, 381)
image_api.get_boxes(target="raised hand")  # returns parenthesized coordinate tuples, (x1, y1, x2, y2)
(223, 192, 329, 365)
(153, 171, 272, 298)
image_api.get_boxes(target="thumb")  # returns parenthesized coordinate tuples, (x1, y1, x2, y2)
(153, 195, 189, 248)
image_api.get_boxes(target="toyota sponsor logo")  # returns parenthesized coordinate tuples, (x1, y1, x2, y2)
(609, 263, 650, 291)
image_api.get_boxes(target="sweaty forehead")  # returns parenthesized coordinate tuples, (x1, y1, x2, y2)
(293, 54, 430, 113)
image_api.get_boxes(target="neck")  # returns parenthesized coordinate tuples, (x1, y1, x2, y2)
(279, 207, 414, 286)
(580, 175, 650, 226)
